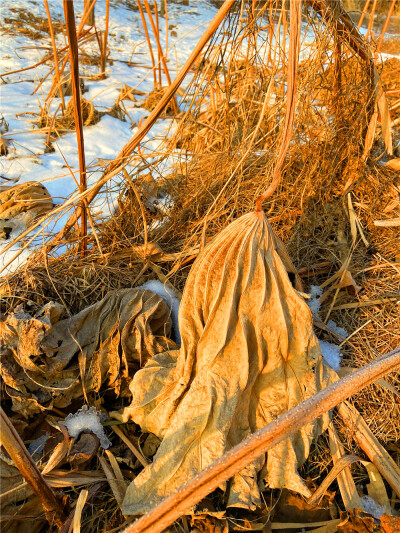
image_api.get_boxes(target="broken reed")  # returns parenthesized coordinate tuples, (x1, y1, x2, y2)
(0, 407, 67, 528)
(143, 0, 178, 114)
(63, 0, 87, 255)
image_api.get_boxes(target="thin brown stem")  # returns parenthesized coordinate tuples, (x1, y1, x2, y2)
(50, 0, 235, 248)
(63, 0, 87, 256)
(143, 0, 175, 107)
(100, 0, 110, 77)
(256, 0, 301, 211)
(0, 407, 67, 529)
(366, 0, 378, 40)
(164, 0, 168, 60)
(44, 0, 65, 112)
(137, 0, 158, 89)
(376, 0, 397, 54)
(153, 0, 162, 86)
(357, 0, 371, 30)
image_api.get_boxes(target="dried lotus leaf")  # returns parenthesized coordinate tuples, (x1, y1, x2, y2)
(0, 181, 53, 219)
(0, 181, 53, 240)
(1, 289, 175, 416)
(115, 211, 332, 516)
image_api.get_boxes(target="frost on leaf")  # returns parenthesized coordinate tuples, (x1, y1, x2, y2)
(114, 212, 333, 516)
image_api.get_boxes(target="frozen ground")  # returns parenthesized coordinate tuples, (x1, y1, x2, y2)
(0, 0, 219, 273)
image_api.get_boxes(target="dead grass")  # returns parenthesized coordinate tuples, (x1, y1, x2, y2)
(1, 7, 63, 40)
(1, 1, 399, 529)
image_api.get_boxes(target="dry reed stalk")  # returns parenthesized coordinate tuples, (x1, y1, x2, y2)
(137, 0, 158, 89)
(143, 0, 178, 113)
(307, 452, 364, 508)
(72, 489, 88, 533)
(63, 0, 88, 256)
(84, 0, 96, 26)
(357, 0, 371, 30)
(45, 103, 61, 149)
(100, 0, 110, 77)
(44, 0, 65, 112)
(255, 0, 301, 211)
(366, 0, 378, 40)
(111, 425, 149, 468)
(306, 0, 370, 62)
(59, 483, 103, 533)
(153, 0, 162, 86)
(327, 425, 364, 510)
(46, 1, 98, 103)
(0, 407, 67, 529)
(164, 0, 168, 62)
(49, 0, 235, 248)
(122, 347, 400, 533)
(376, 0, 397, 54)
(44, 28, 93, 103)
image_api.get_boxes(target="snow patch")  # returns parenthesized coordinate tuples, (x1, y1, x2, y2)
(361, 496, 387, 520)
(308, 285, 323, 315)
(139, 279, 181, 345)
(319, 340, 342, 371)
(62, 405, 111, 449)
(326, 319, 347, 339)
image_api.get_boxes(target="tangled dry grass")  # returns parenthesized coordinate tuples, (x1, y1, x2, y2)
(1, 1, 399, 529)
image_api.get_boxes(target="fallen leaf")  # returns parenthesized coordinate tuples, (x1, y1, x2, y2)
(0, 181, 53, 241)
(275, 489, 336, 524)
(68, 433, 100, 468)
(336, 508, 381, 533)
(1, 289, 176, 416)
(384, 158, 400, 171)
(0, 458, 46, 533)
(114, 211, 333, 515)
(381, 514, 400, 533)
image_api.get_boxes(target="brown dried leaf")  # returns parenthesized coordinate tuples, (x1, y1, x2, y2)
(274, 489, 336, 524)
(68, 433, 100, 468)
(115, 212, 332, 515)
(190, 514, 228, 533)
(41, 438, 70, 475)
(0, 459, 46, 533)
(337, 508, 381, 533)
(1, 289, 175, 416)
(381, 514, 400, 533)
(0, 181, 53, 241)
(384, 158, 400, 171)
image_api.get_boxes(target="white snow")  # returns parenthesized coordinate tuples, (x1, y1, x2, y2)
(326, 319, 348, 339)
(139, 279, 181, 345)
(62, 405, 111, 449)
(307, 285, 323, 315)
(1, 0, 219, 274)
(306, 285, 346, 369)
(319, 340, 342, 371)
(361, 496, 388, 520)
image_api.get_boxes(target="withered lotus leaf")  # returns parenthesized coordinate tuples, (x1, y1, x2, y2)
(0, 289, 174, 415)
(115, 211, 332, 515)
